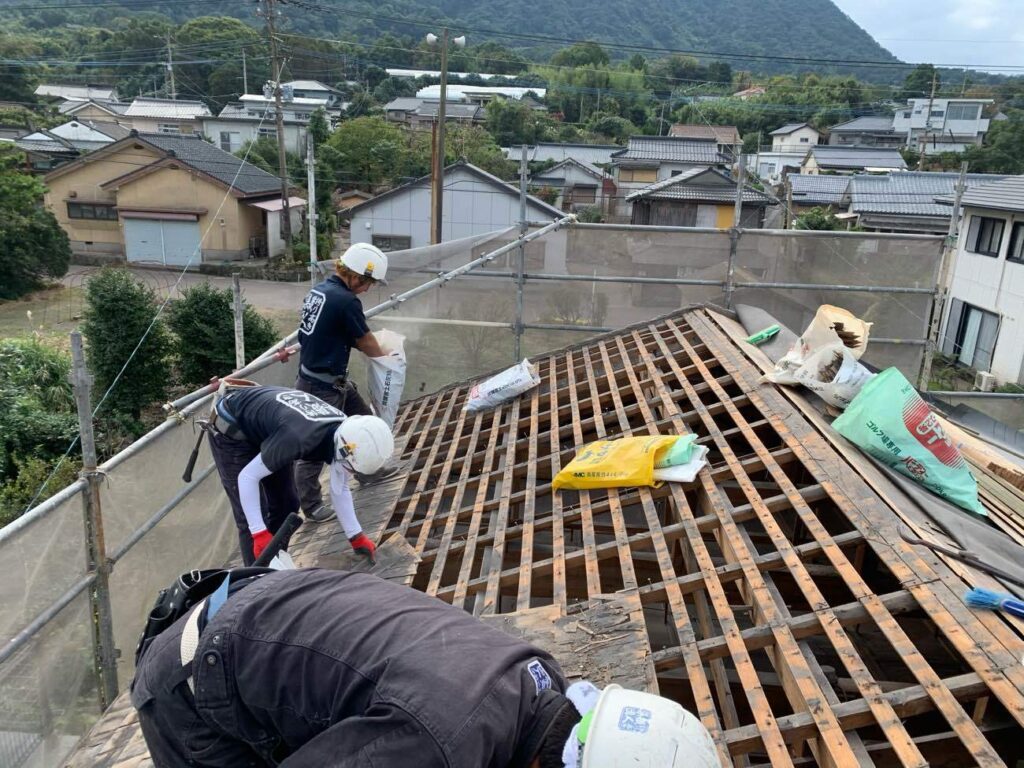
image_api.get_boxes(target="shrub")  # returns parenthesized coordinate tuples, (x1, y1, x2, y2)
(167, 282, 279, 388)
(81, 269, 173, 419)
(0, 169, 71, 299)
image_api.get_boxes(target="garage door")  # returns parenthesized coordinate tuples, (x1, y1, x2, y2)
(124, 219, 201, 267)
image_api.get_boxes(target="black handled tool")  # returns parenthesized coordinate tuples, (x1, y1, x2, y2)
(253, 513, 304, 567)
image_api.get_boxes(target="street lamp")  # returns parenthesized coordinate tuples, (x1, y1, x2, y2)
(425, 29, 466, 245)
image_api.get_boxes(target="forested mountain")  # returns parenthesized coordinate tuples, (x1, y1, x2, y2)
(0, 0, 899, 78)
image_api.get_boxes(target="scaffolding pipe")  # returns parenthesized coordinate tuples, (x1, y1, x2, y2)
(0, 573, 96, 666)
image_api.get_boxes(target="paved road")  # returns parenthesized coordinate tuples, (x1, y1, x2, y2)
(64, 265, 311, 312)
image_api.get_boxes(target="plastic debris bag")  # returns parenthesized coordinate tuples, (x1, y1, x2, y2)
(792, 344, 874, 409)
(553, 435, 679, 490)
(765, 305, 872, 386)
(654, 434, 699, 469)
(367, 329, 407, 428)
(465, 359, 540, 413)
(832, 368, 983, 515)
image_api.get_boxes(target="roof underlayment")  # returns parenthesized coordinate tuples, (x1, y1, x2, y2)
(66, 307, 1024, 768)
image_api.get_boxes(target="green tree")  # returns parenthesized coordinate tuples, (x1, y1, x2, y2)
(901, 63, 939, 99)
(794, 207, 845, 231)
(471, 42, 528, 74)
(167, 283, 278, 388)
(485, 99, 553, 146)
(373, 76, 416, 104)
(436, 124, 515, 178)
(961, 116, 1024, 174)
(308, 107, 330, 148)
(321, 116, 419, 189)
(629, 54, 647, 72)
(550, 42, 609, 68)
(237, 138, 304, 187)
(174, 16, 261, 106)
(585, 112, 637, 143)
(0, 163, 71, 300)
(81, 269, 173, 421)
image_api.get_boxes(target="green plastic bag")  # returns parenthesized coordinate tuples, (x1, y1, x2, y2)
(655, 434, 699, 469)
(832, 368, 984, 515)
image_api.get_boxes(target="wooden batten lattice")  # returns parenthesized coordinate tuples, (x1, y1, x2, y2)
(385, 307, 1024, 767)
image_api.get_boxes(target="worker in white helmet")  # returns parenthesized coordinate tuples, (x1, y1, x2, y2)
(294, 242, 396, 524)
(208, 384, 393, 564)
(133, 567, 723, 768)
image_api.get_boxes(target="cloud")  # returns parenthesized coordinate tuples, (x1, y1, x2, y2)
(948, 0, 999, 30)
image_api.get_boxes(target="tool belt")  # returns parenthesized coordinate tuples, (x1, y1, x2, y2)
(214, 395, 250, 442)
(300, 364, 349, 388)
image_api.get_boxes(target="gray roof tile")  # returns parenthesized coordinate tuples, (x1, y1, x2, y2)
(627, 167, 775, 204)
(770, 122, 809, 135)
(807, 145, 907, 170)
(850, 171, 1010, 216)
(829, 116, 895, 132)
(614, 136, 725, 164)
(957, 175, 1024, 213)
(788, 173, 851, 205)
(138, 133, 283, 195)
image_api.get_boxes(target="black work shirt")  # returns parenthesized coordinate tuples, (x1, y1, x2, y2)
(298, 275, 370, 377)
(224, 386, 343, 472)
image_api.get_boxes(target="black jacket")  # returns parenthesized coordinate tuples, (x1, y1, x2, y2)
(132, 569, 568, 767)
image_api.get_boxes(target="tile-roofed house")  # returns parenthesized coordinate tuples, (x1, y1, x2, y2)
(347, 160, 562, 250)
(43, 131, 302, 263)
(849, 171, 1010, 233)
(281, 80, 346, 108)
(35, 83, 118, 102)
(529, 157, 614, 213)
(787, 173, 852, 209)
(770, 122, 821, 152)
(59, 99, 131, 123)
(827, 115, 901, 147)
(802, 145, 907, 174)
(668, 124, 741, 156)
(13, 119, 134, 172)
(627, 167, 775, 228)
(941, 174, 1024, 382)
(383, 97, 485, 130)
(611, 136, 729, 220)
(504, 142, 620, 169)
(202, 102, 311, 155)
(123, 98, 212, 135)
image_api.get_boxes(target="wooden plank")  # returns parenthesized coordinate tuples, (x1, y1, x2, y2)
(479, 397, 523, 615)
(565, 348, 602, 597)
(515, 376, 542, 609)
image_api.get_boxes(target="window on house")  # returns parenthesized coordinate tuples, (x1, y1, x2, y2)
(1008, 222, 1024, 264)
(67, 202, 118, 221)
(219, 131, 241, 152)
(619, 168, 657, 183)
(371, 234, 412, 252)
(902, 111, 912, 118)
(157, 123, 179, 134)
(966, 215, 1005, 257)
(568, 185, 597, 204)
(799, 136, 810, 142)
(258, 126, 279, 139)
(930, 109, 945, 118)
(947, 104, 979, 121)
(943, 300, 999, 372)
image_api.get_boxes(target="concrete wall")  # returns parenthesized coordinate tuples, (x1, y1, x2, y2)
(943, 204, 1024, 384)
(266, 206, 304, 258)
(350, 166, 556, 249)
(201, 119, 307, 155)
(772, 126, 819, 152)
(127, 117, 202, 135)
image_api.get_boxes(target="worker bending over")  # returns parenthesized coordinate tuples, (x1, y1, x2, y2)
(209, 385, 392, 564)
(295, 242, 395, 523)
(133, 568, 720, 768)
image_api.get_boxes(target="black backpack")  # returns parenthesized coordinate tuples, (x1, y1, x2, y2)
(135, 567, 273, 666)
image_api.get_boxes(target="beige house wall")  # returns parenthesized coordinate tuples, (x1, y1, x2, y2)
(801, 155, 820, 174)
(128, 117, 201, 135)
(68, 105, 130, 126)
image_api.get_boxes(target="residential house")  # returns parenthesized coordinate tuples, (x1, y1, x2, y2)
(747, 151, 805, 185)
(610, 136, 728, 219)
(416, 84, 547, 103)
(626, 167, 775, 228)
(334, 189, 373, 225)
(35, 84, 118, 103)
(801, 145, 907, 174)
(238, 94, 342, 125)
(14, 120, 130, 172)
(123, 98, 212, 135)
(348, 161, 562, 250)
(282, 80, 346, 109)
(386, 68, 512, 81)
(202, 103, 309, 155)
(892, 97, 992, 153)
(504, 142, 620, 169)
(940, 176, 1024, 384)
(383, 97, 485, 130)
(668, 124, 741, 156)
(849, 171, 1008, 234)
(827, 116, 902, 147)
(58, 99, 131, 125)
(770, 123, 821, 152)
(786, 174, 852, 216)
(44, 132, 303, 264)
(529, 158, 615, 213)
(732, 86, 766, 100)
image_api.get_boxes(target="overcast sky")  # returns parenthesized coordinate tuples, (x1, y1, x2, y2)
(831, 0, 1024, 73)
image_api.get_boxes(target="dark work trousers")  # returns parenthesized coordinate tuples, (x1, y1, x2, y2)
(209, 431, 298, 566)
(292, 375, 371, 515)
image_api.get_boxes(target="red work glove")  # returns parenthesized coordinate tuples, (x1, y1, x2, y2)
(349, 532, 376, 564)
(252, 529, 273, 559)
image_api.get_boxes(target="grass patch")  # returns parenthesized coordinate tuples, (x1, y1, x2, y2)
(0, 285, 85, 349)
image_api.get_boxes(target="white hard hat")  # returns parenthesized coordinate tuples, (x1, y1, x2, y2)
(579, 686, 721, 768)
(334, 415, 394, 474)
(340, 242, 388, 284)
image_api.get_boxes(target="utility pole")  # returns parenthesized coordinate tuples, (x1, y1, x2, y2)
(514, 144, 528, 360)
(732, 151, 746, 227)
(659, 100, 666, 136)
(242, 49, 249, 94)
(919, 161, 968, 391)
(432, 28, 450, 245)
(306, 138, 318, 285)
(70, 332, 118, 710)
(261, 0, 293, 260)
(785, 176, 794, 230)
(232, 274, 246, 370)
(166, 31, 176, 100)
(919, 70, 938, 171)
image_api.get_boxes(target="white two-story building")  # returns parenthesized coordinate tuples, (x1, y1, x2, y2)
(941, 176, 1024, 385)
(893, 98, 992, 154)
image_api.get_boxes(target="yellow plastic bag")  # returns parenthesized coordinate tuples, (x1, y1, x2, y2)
(553, 435, 679, 490)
